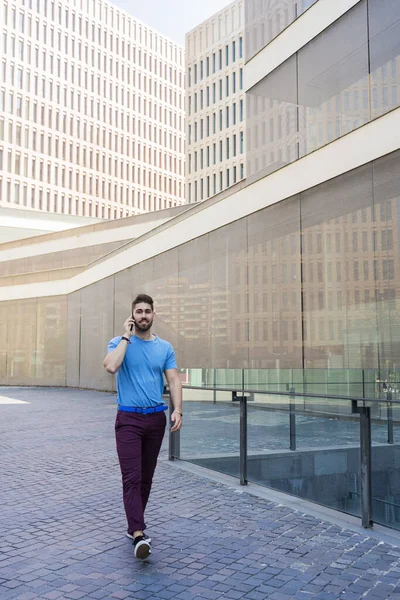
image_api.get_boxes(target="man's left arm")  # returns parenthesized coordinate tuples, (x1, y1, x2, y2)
(165, 368, 182, 432)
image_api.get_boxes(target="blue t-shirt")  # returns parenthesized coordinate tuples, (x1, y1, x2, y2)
(107, 335, 177, 408)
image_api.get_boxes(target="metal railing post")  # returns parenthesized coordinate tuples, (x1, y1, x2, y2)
(352, 401, 373, 528)
(232, 391, 248, 486)
(387, 389, 394, 445)
(167, 386, 180, 461)
(213, 368, 217, 404)
(290, 387, 296, 451)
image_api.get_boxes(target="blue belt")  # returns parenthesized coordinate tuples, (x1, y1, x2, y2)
(118, 405, 168, 414)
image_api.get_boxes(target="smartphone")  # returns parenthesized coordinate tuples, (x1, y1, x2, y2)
(130, 313, 135, 332)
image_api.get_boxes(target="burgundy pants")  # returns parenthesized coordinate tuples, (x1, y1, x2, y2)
(115, 410, 166, 533)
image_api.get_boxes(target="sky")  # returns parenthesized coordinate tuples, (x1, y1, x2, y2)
(111, 0, 233, 45)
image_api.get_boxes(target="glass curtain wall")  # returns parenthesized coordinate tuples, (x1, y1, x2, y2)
(246, 0, 400, 182)
(245, 0, 318, 62)
(0, 151, 400, 386)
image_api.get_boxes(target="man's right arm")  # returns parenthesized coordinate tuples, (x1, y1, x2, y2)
(103, 316, 135, 374)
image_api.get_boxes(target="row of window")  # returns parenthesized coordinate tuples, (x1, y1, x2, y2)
(235, 256, 395, 288)
(1, 121, 184, 176)
(188, 164, 244, 202)
(188, 103, 244, 144)
(0, 176, 180, 216)
(5, 1, 183, 63)
(303, 230, 395, 254)
(188, 37, 243, 86)
(0, 147, 183, 196)
(3, 29, 184, 87)
(235, 311, 391, 344)
(235, 320, 300, 344)
(188, 71, 243, 115)
(234, 288, 383, 317)
(188, 133, 244, 173)
(1, 94, 184, 158)
(1, 57, 184, 113)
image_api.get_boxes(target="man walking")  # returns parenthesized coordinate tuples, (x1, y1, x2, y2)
(103, 294, 182, 559)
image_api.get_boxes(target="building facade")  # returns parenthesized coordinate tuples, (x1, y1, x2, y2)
(0, 0, 185, 219)
(185, 0, 245, 203)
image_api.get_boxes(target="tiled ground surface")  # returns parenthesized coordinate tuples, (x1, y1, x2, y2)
(1, 387, 400, 600)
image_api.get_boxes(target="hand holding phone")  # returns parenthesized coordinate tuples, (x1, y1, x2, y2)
(123, 315, 135, 337)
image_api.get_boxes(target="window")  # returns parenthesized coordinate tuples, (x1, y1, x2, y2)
(225, 45, 229, 66)
(239, 36, 243, 58)
(232, 40, 236, 62)
(226, 75, 229, 97)
(219, 48, 222, 69)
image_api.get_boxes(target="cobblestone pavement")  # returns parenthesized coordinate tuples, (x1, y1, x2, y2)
(2, 387, 400, 600)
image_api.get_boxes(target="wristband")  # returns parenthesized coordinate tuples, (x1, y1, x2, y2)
(173, 409, 183, 416)
(121, 336, 131, 344)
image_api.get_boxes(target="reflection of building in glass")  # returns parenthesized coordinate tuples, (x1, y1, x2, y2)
(185, 0, 245, 203)
(230, 192, 400, 370)
(302, 198, 400, 369)
(246, 0, 400, 183)
(0, 0, 185, 219)
(245, 0, 318, 62)
(155, 278, 229, 365)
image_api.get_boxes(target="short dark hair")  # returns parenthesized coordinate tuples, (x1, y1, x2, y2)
(132, 294, 154, 312)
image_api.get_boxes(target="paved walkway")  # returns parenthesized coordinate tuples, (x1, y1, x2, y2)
(1, 388, 400, 600)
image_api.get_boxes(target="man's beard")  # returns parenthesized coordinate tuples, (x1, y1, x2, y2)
(136, 319, 153, 332)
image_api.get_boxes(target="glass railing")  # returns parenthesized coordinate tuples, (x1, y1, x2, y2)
(167, 368, 400, 531)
